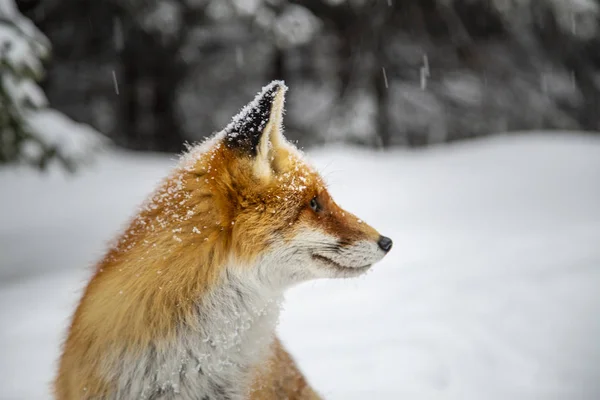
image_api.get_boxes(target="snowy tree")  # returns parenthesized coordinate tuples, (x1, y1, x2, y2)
(0, 0, 104, 171)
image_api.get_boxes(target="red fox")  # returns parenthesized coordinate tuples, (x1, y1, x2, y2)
(55, 81, 393, 400)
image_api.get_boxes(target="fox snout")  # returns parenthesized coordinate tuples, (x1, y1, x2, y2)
(377, 235, 393, 252)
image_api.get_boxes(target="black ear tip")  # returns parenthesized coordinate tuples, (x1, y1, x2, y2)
(223, 81, 288, 154)
(261, 81, 287, 100)
(269, 80, 287, 92)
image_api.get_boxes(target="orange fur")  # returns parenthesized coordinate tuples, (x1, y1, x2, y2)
(55, 82, 387, 399)
(249, 339, 321, 400)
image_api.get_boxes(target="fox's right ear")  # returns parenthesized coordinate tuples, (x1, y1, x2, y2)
(224, 81, 287, 179)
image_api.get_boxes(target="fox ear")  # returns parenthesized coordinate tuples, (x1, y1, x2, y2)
(224, 81, 287, 179)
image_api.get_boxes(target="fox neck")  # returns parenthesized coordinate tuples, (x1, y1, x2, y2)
(197, 265, 283, 367)
(182, 265, 283, 397)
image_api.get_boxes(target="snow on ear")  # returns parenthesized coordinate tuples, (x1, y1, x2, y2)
(224, 81, 288, 179)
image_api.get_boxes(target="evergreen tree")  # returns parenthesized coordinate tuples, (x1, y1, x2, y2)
(0, 0, 103, 171)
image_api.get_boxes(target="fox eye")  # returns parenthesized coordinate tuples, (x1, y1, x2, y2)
(310, 197, 321, 212)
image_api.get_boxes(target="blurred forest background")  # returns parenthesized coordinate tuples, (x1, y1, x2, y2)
(2, 3, 600, 398)
(2, 0, 600, 168)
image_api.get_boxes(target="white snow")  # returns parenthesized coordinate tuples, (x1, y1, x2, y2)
(273, 5, 321, 48)
(0, 0, 49, 109)
(23, 109, 107, 164)
(1, 133, 600, 399)
(231, 0, 262, 16)
(139, 0, 182, 38)
(0, 0, 49, 76)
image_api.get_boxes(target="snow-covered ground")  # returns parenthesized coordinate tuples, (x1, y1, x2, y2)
(1, 134, 600, 399)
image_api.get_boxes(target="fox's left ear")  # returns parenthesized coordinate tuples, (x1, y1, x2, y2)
(224, 81, 288, 179)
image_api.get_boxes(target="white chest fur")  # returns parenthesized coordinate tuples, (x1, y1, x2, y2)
(109, 269, 283, 400)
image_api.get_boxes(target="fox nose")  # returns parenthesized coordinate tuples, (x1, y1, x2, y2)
(377, 235, 393, 252)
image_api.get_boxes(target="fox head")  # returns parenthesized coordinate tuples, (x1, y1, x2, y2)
(170, 81, 393, 289)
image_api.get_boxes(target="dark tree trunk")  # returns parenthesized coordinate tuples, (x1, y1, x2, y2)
(120, 30, 140, 150)
(534, 6, 600, 131)
(153, 54, 185, 153)
(272, 47, 285, 81)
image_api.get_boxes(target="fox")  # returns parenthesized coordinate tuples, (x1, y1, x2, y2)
(54, 81, 393, 400)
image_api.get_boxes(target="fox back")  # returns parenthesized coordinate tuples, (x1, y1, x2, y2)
(55, 82, 392, 400)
